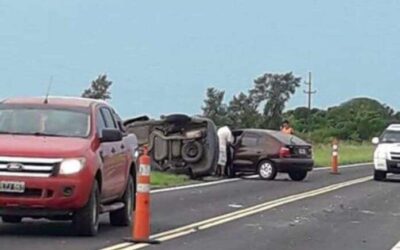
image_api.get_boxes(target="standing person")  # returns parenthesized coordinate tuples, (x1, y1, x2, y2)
(281, 120, 294, 135)
(217, 126, 233, 177)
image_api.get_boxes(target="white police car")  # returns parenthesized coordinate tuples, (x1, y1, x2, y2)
(372, 124, 400, 181)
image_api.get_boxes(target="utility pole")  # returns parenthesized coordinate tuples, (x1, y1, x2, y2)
(304, 72, 316, 132)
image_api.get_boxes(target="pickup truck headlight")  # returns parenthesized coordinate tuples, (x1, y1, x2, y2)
(59, 158, 86, 175)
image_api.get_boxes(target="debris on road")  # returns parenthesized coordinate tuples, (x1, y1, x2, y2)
(360, 210, 376, 215)
(229, 204, 244, 209)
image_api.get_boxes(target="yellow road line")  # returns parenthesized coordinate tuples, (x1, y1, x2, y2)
(101, 176, 372, 250)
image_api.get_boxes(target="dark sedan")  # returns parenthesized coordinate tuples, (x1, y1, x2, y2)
(228, 129, 314, 181)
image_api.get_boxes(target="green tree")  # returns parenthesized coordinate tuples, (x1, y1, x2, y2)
(82, 74, 113, 100)
(227, 92, 262, 129)
(202, 88, 229, 127)
(284, 107, 327, 133)
(325, 98, 390, 141)
(250, 72, 301, 129)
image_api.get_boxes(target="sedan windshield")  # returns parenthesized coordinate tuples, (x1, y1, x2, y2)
(380, 130, 400, 143)
(0, 107, 91, 138)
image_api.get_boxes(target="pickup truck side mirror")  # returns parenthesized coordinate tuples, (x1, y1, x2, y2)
(371, 137, 379, 145)
(100, 129, 123, 143)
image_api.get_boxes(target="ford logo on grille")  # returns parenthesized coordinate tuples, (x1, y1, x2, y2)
(7, 163, 24, 172)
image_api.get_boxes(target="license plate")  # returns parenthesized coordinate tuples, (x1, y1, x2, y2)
(299, 148, 307, 155)
(0, 181, 25, 193)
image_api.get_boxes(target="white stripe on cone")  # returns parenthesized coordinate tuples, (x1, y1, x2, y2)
(137, 183, 150, 193)
(139, 164, 151, 176)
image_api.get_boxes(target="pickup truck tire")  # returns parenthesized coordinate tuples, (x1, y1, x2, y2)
(2, 216, 22, 223)
(288, 170, 308, 181)
(374, 170, 387, 181)
(73, 181, 100, 236)
(110, 175, 135, 227)
(258, 160, 277, 180)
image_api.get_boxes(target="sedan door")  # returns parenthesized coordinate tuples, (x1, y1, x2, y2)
(233, 132, 262, 171)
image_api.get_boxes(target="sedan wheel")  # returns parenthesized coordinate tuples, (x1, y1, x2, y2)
(288, 170, 308, 181)
(258, 160, 277, 180)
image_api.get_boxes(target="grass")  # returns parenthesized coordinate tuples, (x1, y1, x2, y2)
(313, 142, 374, 167)
(151, 171, 193, 189)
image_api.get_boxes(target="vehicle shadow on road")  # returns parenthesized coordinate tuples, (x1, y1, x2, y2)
(0, 220, 116, 237)
(381, 178, 400, 183)
(239, 175, 311, 183)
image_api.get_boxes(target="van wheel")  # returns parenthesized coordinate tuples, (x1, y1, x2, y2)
(181, 141, 203, 163)
(73, 181, 100, 236)
(258, 160, 277, 180)
(288, 170, 308, 181)
(2, 216, 22, 223)
(374, 170, 387, 181)
(110, 175, 135, 227)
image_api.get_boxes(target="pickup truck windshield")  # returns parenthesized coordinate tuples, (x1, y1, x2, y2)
(381, 130, 400, 143)
(0, 107, 90, 138)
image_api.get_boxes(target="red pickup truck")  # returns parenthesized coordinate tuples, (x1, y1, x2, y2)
(0, 97, 138, 236)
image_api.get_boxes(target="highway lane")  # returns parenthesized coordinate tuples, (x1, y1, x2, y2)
(151, 176, 400, 250)
(0, 164, 373, 250)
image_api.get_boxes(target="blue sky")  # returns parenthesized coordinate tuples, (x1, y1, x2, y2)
(0, 0, 399, 118)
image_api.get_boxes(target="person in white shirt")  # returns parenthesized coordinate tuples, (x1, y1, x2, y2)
(217, 126, 233, 177)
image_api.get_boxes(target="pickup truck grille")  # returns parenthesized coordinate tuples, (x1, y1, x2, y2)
(390, 152, 400, 161)
(0, 157, 62, 177)
(0, 188, 43, 198)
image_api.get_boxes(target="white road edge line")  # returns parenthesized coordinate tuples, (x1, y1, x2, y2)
(151, 162, 372, 194)
(101, 175, 372, 250)
(391, 241, 400, 250)
(151, 177, 242, 194)
(314, 162, 372, 171)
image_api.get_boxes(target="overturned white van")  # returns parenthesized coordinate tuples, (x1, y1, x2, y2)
(124, 114, 219, 179)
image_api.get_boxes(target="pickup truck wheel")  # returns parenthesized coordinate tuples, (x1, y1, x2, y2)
(288, 170, 308, 181)
(110, 175, 135, 227)
(2, 216, 22, 223)
(374, 170, 387, 181)
(258, 160, 277, 180)
(73, 181, 100, 236)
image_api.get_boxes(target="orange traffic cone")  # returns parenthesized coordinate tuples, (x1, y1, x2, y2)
(331, 139, 340, 175)
(125, 146, 160, 244)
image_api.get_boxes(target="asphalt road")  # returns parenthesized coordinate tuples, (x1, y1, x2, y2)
(2, 164, 399, 250)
